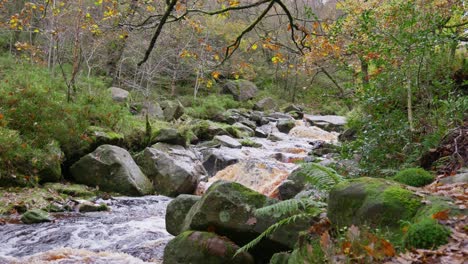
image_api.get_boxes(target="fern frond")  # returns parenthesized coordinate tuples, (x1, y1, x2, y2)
(298, 163, 345, 191)
(255, 199, 326, 217)
(235, 212, 320, 256)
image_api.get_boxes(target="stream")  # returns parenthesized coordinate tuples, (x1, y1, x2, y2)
(0, 118, 341, 263)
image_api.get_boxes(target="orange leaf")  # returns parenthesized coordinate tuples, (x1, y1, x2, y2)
(0, 113, 3, 120)
(432, 209, 450, 220)
(342, 241, 352, 254)
(381, 239, 395, 257)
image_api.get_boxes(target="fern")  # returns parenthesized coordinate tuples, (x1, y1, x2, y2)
(235, 212, 320, 256)
(255, 199, 326, 217)
(297, 163, 345, 191)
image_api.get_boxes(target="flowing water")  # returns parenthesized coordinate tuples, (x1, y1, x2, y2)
(0, 121, 339, 263)
(0, 196, 172, 263)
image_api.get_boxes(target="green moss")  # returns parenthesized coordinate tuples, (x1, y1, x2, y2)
(380, 186, 422, 222)
(413, 196, 460, 222)
(393, 168, 434, 187)
(404, 218, 450, 249)
(43, 182, 96, 198)
(240, 139, 262, 148)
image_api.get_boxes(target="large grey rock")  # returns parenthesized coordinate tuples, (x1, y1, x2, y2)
(108, 87, 129, 102)
(214, 135, 242, 149)
(304, 115, 346, 132)
(201, 148, 241, 176)
(135, 143, 205, 197)
(283, 105, 304, 119)
(254, 97, 277, 111)
(154, 128, 187, 146)
(165, 194, 201, 236)
(222, 80, 258, 101)
(160, 100, 185, 121)
(70, 145, 154, 196)
(276, 119, 296, 133)
(163, 231, 254, 264)
(440, 171, 468, 184)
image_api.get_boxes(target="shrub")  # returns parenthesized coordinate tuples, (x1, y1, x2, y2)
(184, 94, 241, 119)
(393, 168, 434, 187)
(404, 218, 450, 249)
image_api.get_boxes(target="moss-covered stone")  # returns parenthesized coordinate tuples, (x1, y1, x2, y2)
(163, 231, 254, 264)
(165, 194, 200, 236)
(21, 209, 52, 224)
(328, 177, 423, 229)
(393, 168, 434, 187)
(0, 187, 66, 215)
(404, 218, 451, 249)
(43, 183, 96, 198)
(240, 139, 262, 148)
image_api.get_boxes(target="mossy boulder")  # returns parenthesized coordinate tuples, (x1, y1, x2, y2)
(404, 218, 451, 249)
(393, 167, 435, 187)
(38, 141, 64, 183)
(134, 143, 205, 197)
(166, 194, 201, 236)
(254, 97, 277, 111)
(190, 120, 229, 141)
(70, 145, 154, 196)
(328, 177, 423, 228)
(276, 119, 296, 133)
(21, 209, 52, 224)
(181, 181, 312, 261)
(163, 231, 254, 264)
(86, 126, 124, 147)
(160, 100, 185, 121)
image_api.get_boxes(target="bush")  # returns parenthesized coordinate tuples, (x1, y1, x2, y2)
(0, 56, 130, 185)
(404, 218, 450, 249)
(184, 94, 241, 119)
(393, 168, 434, 187)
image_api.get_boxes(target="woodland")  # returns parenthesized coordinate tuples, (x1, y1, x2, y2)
(0, 0, 466, 263)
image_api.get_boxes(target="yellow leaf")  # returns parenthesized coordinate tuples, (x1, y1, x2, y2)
(251, 43, 258, 50)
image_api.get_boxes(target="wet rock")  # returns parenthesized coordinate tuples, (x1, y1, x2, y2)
(43, 183, 96, 198)
(222, 79, 258, 101)
(276, 119, 296, 133)
(240, 119, 258, 130)
(303, 115, 346, 132)
(255, 128, 269, 138)
(135, 143, 205, 197)
(77, 200, 108, 213)
(207, 159, 295, 197)
(214, 135, 242, 149)
(289, 126, 338, 143)
(250, 111, 269, 126)
(21, 209, 52, 224)
(70, 145, 154, 196)
(165, 195, 201, 236)
(266, 112, 294, 122)
(160, 100, 185, 121)
(201, 147, 241, 176)
(108, 87, 129, 102)
(328, 177, 422, 229)
(254, 97, 277, 111)
(154, 128, 187, 147)
(191, 120, 229, 141)
(163, 231, 254, 264)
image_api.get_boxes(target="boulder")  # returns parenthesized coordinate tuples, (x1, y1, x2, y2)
(288, 126, 338, 143)
(266, 112, 294, 122)
(166, 195, 201, 236)
(255, 128, 269, 138)
(154, 128, 187, 147)
(207, 159, 296, 197)
(232, 122, 255, 137)
(191, 120, 229, 141)
(440, 170, 468, 184)
(135, 143, 205, 197)
(163, 231, 254, 264)
(276, 119, 296, 134)
(70, 145, 154, 196)
(303, 115, 346, 132)
(222, 80, 258, 101)
(21, 209, 52, 224)
(160, 100, 185, 121)
(182, 181, 313, 260)
(86, 126, 124, 147)
(214, 135, 242, 149)
(108, 87, 129, 102)
(201, 147, 241, 176)
(38, 141, 64, 183)
(77, 200, 108, 213)
(250, 111, 269, 126)
(328, 177, 423, 228)
(283, 105, 304, 119)
(254, 97, 277, 111)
